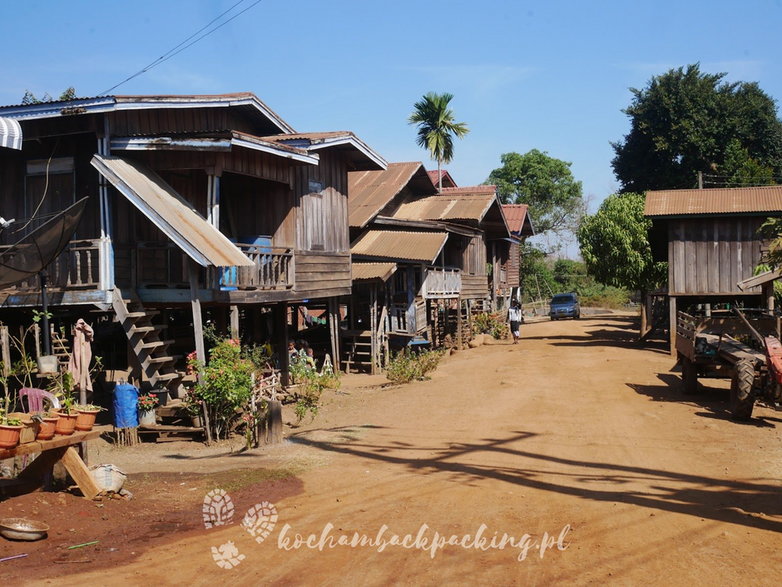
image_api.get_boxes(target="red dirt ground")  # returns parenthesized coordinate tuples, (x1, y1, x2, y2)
(1, 313, 781, 585)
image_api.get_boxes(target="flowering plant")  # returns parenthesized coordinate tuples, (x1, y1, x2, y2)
(137, 393, 159, 412)
(187, 337, 253, 440)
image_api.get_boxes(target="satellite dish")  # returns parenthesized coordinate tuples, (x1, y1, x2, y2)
(0, 196, 89, 356)
(0, 197, 88, 288)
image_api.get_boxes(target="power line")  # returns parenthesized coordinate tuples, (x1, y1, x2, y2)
(98, 0, 264, 95)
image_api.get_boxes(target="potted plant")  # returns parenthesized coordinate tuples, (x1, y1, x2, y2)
(0, 369, 23, 448)
(34, 412, 59, 440)
(137, 393, 159, 426)
(74, 404, 103, 431)
(48, 370, 78, 435)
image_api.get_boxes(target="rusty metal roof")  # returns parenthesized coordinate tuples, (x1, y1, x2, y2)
(352, 262, 397, 281)
(351, 230, 448, 263)
(348, 162, 436, 228)
(393, 189, 496, 224)
(91, 154, 253, 268)
(263, 131, 386, 171)
(427, 169, 458, 188)
(645, 186, 782, 217)
(501, 204, 535, 237)
(0, 93, 295, 135)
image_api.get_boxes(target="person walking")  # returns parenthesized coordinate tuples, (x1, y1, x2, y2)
(508, 300, 522, 344)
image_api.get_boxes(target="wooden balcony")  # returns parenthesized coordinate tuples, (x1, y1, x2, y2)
(215, 244, 294, 291)
(422, 266, 461, 299)
(7, 239, 106, 291)
(134, 241, 294, 291)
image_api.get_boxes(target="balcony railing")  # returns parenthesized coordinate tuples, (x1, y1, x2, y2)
(422, 266, 461, 298)
(135, 241, 295, 291)
(217, 244, 294, 290)
(6, 238, 105, 291)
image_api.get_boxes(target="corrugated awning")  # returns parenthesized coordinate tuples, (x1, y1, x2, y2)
(351, 230, 448, 263)
(352, 262, 397, 282)
(0, 117, 22, 150)
(91, 154, 253, 268)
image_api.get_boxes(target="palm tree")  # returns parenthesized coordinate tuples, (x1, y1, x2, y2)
(408, 92, 469, 192)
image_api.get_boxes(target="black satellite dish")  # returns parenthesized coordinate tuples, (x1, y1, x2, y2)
(0, 196, 89, 354)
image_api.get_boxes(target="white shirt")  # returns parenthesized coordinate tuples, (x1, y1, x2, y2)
(508, 307, 522, 323)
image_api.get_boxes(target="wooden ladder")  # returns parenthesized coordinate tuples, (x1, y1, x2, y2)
(112, 289, 182, 392)
(340, 331, 373, 373)
(50, 328, 71, 370)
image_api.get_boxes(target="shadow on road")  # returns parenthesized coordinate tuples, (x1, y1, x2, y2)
(524, 316, 670, 354)
(628, 373, 780, 428)
(289, 427, 782, 533)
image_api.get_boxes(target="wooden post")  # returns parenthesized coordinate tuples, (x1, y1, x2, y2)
(327, 298, 341, 371)
(189, 260, 212, 444)
(277, 303, 289, 387)
(763, 283, 775, 311)
(669, 295, 677, 357)
(230, 305, 240, 340)
(370, 285, 378, 375)
(457, 297, 463, 350)
(0, 326, 10, 377)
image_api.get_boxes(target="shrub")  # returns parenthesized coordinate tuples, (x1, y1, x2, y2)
(385, 349, 444, 384)
(188, 338, 254, 439)
(473, 312, 509, 339)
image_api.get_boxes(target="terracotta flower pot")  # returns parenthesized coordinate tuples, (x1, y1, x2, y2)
(36, 417, 58, 441)
(75, 408, 100, 431)
(0, 424, 23, 449)
(7, 413, 38, 444)
(54, 412, 78, 436)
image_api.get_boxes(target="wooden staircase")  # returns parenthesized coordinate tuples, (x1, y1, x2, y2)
(50, 329, 71, 370)
(112, 289, 182, 392)
(341, 330, 373, 373)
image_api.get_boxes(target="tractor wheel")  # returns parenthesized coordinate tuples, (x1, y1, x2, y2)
(681, 356, 698, 395)
(730, 360, 756, 420)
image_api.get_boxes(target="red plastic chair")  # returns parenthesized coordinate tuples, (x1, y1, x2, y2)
(19, 388, 61, 413)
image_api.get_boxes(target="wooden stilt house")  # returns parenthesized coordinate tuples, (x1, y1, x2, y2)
(644, 185, 782, 355)
(0, 93, 385, 392)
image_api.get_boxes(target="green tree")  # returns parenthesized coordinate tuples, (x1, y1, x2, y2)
(577, 192, 667, 332)
(519, 242, 556, 302)
(408, 92, 469, 192)
(612, 64, 782, 192)
(722, 139, 775, 187)
(487, 149, 585, 235)
(20, 87, 77, 104)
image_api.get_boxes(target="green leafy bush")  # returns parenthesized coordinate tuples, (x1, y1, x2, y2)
(188, 338, 254, 439)
(386, 349, 444, 384)
(473, 312, 509, 339)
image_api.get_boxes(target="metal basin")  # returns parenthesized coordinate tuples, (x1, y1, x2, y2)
(0, 517, 49, 541)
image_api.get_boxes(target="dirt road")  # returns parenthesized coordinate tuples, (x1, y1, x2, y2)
(3, 314, 781, 585)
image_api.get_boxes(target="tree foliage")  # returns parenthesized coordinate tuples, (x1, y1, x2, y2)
(577, 192, 666, 292)
(487, 149, 585, 235)
(21, 87, 78, 105)
(408, 92, 468, 191)
(612, 64, 782, 192)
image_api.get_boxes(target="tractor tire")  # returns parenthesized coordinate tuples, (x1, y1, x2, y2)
(730, 359, 756, 420)
(681, 356, 698, 395)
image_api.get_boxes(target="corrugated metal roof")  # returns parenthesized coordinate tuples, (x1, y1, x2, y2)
(393, 190, 495, 223)
(91, 154, 253, 268)
(352, 262, 397, 281)
(348, 162, 436, 228)
(262, 131, 387, 171)
(645, 186, 782, 217)
(501, 204, 535, 236)
(0, 116, 22, 150)
(0, 93, 294, 135)
(427, 169, 457, 188)
(351, 230, 448, 263)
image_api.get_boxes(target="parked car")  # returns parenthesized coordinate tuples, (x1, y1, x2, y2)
(549, 293, 580, 320)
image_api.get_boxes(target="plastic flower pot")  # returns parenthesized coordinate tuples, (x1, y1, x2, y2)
(0, 424, 23, 449)
(75, 408, 101, 431)
(36, 416, 58, 440)
(54, 411, 78, 436)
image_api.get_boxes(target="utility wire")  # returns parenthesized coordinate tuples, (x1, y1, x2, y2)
(98, 0, 263, 95)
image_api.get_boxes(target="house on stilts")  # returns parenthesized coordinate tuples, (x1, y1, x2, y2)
(0, 92, 386, 394)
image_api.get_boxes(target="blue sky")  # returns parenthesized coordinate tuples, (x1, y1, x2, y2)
(3, 0, 782, 216)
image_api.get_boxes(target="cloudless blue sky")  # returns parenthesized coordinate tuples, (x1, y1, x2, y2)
(3, 0, 782, 216)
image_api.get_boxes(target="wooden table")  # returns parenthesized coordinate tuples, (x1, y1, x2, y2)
(0, 429, 103, 500)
